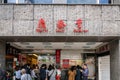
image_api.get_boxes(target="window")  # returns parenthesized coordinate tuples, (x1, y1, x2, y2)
(5, 0, 109, 4)
(67, 0, 96, 4)
(7, 0, 17, 3)
(67, 0, 109, 4)
(99, 0, 109, 4)
(7, 0, 25, 3)
(33, 0, 52, 4)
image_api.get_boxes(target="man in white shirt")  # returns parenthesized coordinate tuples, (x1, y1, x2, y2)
(21, 69, 32, 80)
(14, 66, 21, 80)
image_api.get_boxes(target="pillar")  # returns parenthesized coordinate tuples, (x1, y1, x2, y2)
(0, 41, 6, 69)
(110, 39, 120, 80)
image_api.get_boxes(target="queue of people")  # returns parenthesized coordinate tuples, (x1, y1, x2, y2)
(68, 64, 89, 80)
(0, 63, 89, 80)
(12, 64, 61, 80)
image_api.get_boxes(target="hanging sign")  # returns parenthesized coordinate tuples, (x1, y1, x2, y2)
(56, 50, 61, 63)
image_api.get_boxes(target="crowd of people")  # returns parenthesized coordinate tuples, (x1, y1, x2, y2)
(0, 63, 89, 80)
(68, 64, 89, 80)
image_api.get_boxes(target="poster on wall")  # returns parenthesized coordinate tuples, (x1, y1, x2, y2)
(85, 57, 95, 79)
(62, 59, 69, 68)
(56, 50, 60, 63)
(38, 55, 55, 67)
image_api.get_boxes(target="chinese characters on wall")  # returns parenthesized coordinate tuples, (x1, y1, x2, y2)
(36, 18, 88, 33)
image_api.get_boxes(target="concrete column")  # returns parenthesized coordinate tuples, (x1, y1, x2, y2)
(0, 0, 4, 3)
(110, 39, 120, 80)
(0, 41, 6, 69)
(0, 0, 1, 3)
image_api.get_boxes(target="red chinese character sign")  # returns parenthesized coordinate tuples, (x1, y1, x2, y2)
(56, 20, 66, 32)
(36, 18, 88, 33)
(74, 19, 88, 33)
(36, 18, 48, 33)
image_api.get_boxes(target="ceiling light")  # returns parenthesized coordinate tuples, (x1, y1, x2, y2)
(82, 46, 91, 48)
(64, 42, 74, 45)
(42, 42, 51, 45)
(44, 46, 52, 48)
(64, 46, 71, 48)
(47, 54, 50, 56)
(20, 42, 30, 45)
(28, 54, 33, 55)
(26, 46, 34, 48)
(86, 42, 96, 45)
(10, 43, 22, 49)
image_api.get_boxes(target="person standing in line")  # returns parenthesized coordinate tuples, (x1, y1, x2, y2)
(47, 65, 53, 80)
(6, 70, 12, 80)
(31, 65, 38, 80)
(56, 65, 61, 80)
(40, 64, 47, 80)
(81, 64, 89, 80)
(14, 66, 21, 80)
(34, 65, 40, 80)
(75, 65, 83, 80)
(48, 65, 56, 80)
(68, 66, 76, 80)
(21, 69, 32, 80)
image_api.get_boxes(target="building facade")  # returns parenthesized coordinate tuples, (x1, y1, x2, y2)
(0, 0, 120, 80)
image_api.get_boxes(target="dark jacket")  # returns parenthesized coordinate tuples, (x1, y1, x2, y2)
(75, 69, 82, 80)
(40, 68, 47, 80)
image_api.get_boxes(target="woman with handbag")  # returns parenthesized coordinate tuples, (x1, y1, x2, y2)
(48, 65, 56, 80)
(56, 66, 61, 80)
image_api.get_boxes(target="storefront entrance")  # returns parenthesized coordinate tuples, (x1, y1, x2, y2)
(0, 36, 117, 80)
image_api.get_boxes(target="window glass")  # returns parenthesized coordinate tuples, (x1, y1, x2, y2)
(7, 0, 25, 3)
(7, 0, 109, 4)
(67, 0, 96, 4)
(7, 0, 16, 3)
(19, 0, 25, 3)
(99, 0, 109, 4)
(33, 0, 52, 4)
